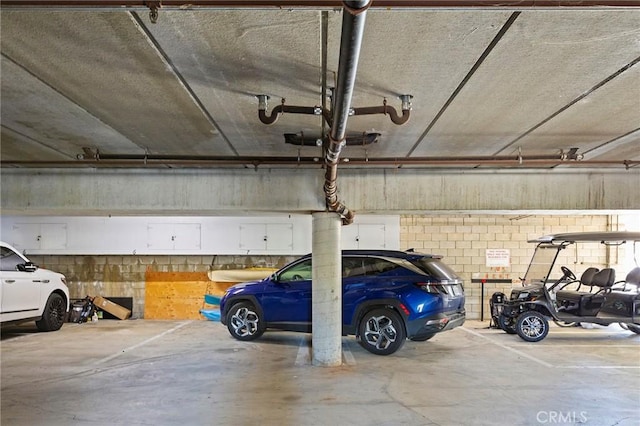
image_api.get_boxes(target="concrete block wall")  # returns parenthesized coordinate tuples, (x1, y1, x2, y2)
(399, 214, 614, 320)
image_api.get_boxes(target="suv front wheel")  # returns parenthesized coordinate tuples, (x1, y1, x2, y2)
(357, 308, 406, 355)
(226, 301, 265, 341)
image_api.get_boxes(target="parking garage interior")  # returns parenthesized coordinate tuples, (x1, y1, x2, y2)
(1, 1, 640, 425)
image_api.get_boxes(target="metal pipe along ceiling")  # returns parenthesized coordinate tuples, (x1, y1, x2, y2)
(3, 157, 638, 168)
(324, 0, 370, 226)
(2, 1, 639, 9)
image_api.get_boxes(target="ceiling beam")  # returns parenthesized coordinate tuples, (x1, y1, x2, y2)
(2, 0, 639, 9)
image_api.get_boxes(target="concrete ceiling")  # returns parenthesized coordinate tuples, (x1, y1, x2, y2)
(1, 2, 639, 170)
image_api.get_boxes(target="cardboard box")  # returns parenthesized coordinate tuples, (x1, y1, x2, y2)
(93, 296, 131, 320)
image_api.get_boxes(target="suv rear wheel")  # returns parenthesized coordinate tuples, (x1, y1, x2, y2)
(358, 308, 406, 355)
(226, 301, 265, 341)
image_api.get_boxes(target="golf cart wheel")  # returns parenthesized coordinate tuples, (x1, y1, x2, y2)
(226, 301, 265, 341)
(622, 323, 640, 334)
(515, 311, 549, 342)
(358, 308, 406, 355)
(498, 314, 517, 334)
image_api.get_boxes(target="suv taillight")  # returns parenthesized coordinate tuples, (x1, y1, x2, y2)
(416, 282, 463, 296)
(416, 282, 442, 294)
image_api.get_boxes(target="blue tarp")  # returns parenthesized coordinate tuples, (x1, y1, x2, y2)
(200, 309, 221, 321)
(201, 294, 222, 321)
(204, 294, 221, 305)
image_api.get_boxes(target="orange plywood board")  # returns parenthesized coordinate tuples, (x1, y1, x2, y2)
(144, 282, 207, 320)
(144, 270, 264, 320)
(144, 271, 212, 320)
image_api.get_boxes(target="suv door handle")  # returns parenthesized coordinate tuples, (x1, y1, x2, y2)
(32, 279, 50, 283)
(4, 279, 15, 283)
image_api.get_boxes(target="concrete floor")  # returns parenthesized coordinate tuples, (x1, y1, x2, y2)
(1, 319, 639, 426)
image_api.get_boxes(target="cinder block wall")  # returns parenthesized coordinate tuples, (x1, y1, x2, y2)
(31, 214, 619, 320)
(399, 214, 613, 320)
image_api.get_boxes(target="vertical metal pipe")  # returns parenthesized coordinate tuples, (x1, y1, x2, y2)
(321, 11, 329, 144)
(324, 0, 370, 224)
(329, 1, 369, 141)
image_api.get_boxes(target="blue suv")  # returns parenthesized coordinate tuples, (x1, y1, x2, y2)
(220, 250, 465, 355)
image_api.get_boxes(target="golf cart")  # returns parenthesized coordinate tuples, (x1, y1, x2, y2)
(492, 231, 640, 342)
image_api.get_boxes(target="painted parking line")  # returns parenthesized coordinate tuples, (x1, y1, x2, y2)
(94, 321, 192, 365)
(529, 344, 639, 348)
(461, 326, 553, 368)
(461, 326, 640, 369)
(549, 329, 634, 334)
(558, 366, 640, 369)
(295, 336, 312, 366)
(294, 335, 356, 366)
(342, 340, 357, 365)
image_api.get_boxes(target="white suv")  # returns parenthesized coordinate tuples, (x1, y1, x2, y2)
(0, 241, 69, 331)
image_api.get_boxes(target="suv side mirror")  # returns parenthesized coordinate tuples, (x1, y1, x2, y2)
(17, 262, 38, 273)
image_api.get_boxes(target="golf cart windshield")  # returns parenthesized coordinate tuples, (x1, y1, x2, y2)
(523, 243, 565, 286)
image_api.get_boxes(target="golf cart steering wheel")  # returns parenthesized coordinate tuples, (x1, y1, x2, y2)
(561, 266, 576, 281)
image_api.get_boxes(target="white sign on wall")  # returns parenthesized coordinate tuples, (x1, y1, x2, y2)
(486, 249, 510, 267)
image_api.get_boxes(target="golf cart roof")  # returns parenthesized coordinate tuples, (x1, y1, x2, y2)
(529, 231, 640, 244)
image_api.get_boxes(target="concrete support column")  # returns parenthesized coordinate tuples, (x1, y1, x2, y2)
(311, 212, 342, 367)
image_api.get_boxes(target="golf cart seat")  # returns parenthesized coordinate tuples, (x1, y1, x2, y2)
(556, 267, 598, 313)
(626, 267, 640, 285)
(556, 267, 598, 298)
(615, 267, 640, 290)
(556, 268, 615, 316)
(560, 267, 599, 291)
(599, 269, 640, 316)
